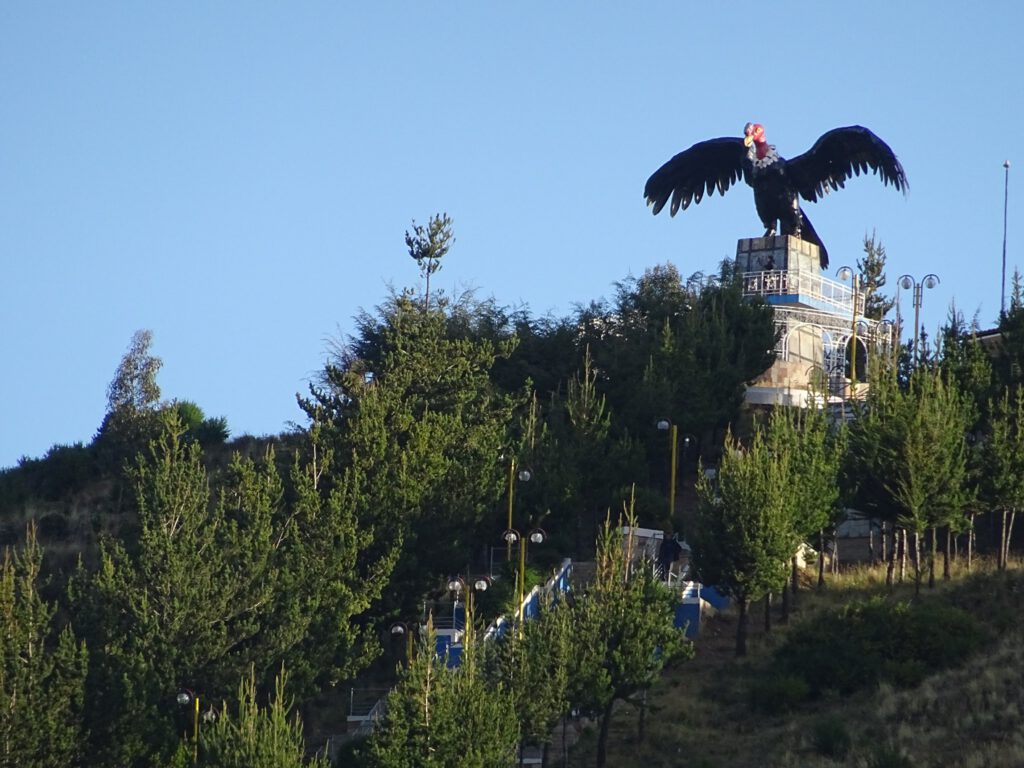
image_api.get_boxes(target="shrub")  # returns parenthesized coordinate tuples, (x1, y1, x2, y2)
(36, 512, 70, 542)
(868, 744, 914, 768)
(773, 597, 988, 697)
(748, 673, 810, 713)
(810, 714, 851, 760)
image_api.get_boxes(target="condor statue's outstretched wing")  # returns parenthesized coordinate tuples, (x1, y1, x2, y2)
(644, 137, 749, 216)
(787, 126, 908, 204)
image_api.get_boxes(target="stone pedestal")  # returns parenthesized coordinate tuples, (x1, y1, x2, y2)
(735, 235, 821, 275)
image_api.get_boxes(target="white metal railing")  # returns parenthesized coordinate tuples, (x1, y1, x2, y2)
(743, 270, 865, 317)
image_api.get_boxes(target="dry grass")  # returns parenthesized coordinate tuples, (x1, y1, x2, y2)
(571, 559, 1024, 768)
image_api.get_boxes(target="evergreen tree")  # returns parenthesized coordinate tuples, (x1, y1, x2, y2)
(0, 526, 88, 768)
(892, 371, 971, 591)
(302, 290, 520, 614)
(567, 505, 691, 768)
(858, 232, 895, 321)
(405, 213, 454, 310)
(844, 351, 906, 584)
(996, 275, 1024, 390)
(201, 666, 328, 768)
(490, 602, 571, 766)
(981, 388, 1024, 570)
(589, 262, 777, 446)
(366, 623, 519, 768)
(75, 413, 392, 766)
(766, 405, 845, 607)
(693, 430, 793, 656)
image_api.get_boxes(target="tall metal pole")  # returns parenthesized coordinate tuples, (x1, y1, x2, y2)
(851, 274, 860, 388)
(668, 424, 678, 524)
(192, 695, 200, 765)
(913, 283, 922, 367)
(1003, 160, 1011, 316)
(506, 460, 515, 561)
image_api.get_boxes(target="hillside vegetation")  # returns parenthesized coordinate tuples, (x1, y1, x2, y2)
(582, 561, 1024, 768)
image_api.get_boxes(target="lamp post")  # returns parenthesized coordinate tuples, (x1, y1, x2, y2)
(447, 576, 491, 655)
(176, 689, 200, 765)
(656, 420, 678, 524)
(897, 274, 940, 366)
(875, 319, 897, 356)
(505, 459, 532, 561)
(389, 621, 416, 666)
(836, 266, 861, 390)
(501, 527, 546, 632)
(656, 420, 695, 531)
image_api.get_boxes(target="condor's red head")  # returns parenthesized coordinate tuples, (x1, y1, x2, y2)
(743, 122, 768, 158)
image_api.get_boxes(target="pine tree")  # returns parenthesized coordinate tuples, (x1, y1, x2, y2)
(490, 602, 571, 766)
(693, 430, 793, 656)
(75, 413, 392, 766)
(766, 405, 845, 611)
(982, 388, 1024, 570)
(0, 525, 88, 768)
(301, 290, 519, 615)
(858, 232, 895, 321)
(201, 666, 328, 768)
(882, 371, 972, 593)
(405, 213, 454, 310)
(366, 623, 519, 768)
(567, 504, 691, 768)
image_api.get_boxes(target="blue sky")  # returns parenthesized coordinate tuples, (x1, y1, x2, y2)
(1, 2, 1020, 468)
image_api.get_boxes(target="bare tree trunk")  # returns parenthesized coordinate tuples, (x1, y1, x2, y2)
(1000, 509, 1009, 570)
(1007, 510, 1017, 568)
(886, 523, 896, 588)
(968, 516, 975, 572)
(943, 528, 952, 580)
(928, 528, 937, 589)
(899, 528, 907, 584)
(782, 555, 796, 623)
(914, 531, 922, 596)
(764, 592, 772, 634)
(831, 536, 840, 575)
(596, 700, 615, 768)
(869, 525, 876, 566)
(637, 689, 647, 743)
(881, 521, 888, 570)
(818, 529, 826, 588)
(736, 598, 750, 657)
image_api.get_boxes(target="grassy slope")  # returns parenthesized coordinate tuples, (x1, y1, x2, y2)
(572, 560, 1024, 768)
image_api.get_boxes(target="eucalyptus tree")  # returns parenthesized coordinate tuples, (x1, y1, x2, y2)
(692, 430, 793, 656)
(93, 328, 165, 470)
